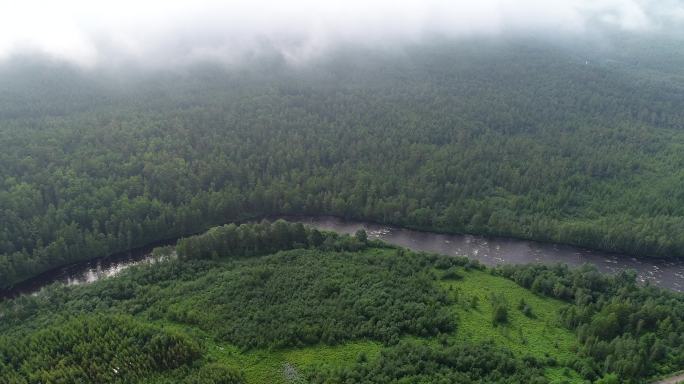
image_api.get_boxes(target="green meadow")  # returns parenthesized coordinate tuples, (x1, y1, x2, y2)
(136, 248, 585, 383)
(440, 269, 583, 383)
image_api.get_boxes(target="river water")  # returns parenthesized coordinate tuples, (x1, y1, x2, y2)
(3, 216, 683, 298)
(300, 216, 684, 291)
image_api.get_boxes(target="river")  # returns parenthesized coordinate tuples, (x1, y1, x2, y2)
(2, 215, 683, 299)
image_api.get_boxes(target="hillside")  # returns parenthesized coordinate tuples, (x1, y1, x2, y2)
(3, 38, 684, 287)
(1, 221, 683, 383)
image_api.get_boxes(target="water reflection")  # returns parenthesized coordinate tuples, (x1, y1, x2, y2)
(3, 216, 683, 299)
(295, 216, 684, 292)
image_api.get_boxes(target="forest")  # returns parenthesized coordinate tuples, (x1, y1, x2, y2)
(2, 37, 684, 287)
(1, 220, 682, 383)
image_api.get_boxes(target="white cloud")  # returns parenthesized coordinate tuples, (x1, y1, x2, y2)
(0, 0, 679, 67)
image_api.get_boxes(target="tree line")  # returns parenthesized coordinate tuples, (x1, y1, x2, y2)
(496, 263, 684, 381)
(1, 220, 683, 382)
(3, 39, 684, 288)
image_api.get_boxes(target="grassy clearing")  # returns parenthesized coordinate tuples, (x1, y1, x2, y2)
(151, 320, 382, 383)
(158, 265, 585, 383)
(152, 258, 586, 383)
(204, 339, 381, 383)
(545, 367, 587, 384)
(439, 268, 583, 383)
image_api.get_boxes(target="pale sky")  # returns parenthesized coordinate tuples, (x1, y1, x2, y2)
(0, 0, 681, 67)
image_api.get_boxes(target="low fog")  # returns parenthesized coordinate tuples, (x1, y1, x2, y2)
(0, 0, 683, 68)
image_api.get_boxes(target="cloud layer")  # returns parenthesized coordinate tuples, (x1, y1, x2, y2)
(0, 0, 682, 67)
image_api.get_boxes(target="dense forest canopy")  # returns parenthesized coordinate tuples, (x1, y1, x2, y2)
(2, 35, 684, 287)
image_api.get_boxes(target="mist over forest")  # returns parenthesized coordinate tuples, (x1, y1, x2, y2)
(2, 2, 684, 384)
(1, 0, 684, 67)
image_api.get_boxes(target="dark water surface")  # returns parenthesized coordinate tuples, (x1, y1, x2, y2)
(3, 216, 683, 298)
(295, 216, 684, 292)
(0, 239, 177, 299)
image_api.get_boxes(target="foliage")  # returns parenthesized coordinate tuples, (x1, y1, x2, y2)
(490, 292, 510, 326)
(441, 266, 464, 280)
(3, 38, 684, 288)
(176, 219, 366, 261)
(1, 221, 683, 383)
(441, 269, 579, 368)
(497, 263, 684, 380)
(518, 298, 536, 318)
(181, 364, 245, 384)
(0, 314, 201, 384)
(307, 340, 549, 383)
(151, 248, 454, 349)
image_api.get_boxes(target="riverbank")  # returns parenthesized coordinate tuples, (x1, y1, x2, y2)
(3, 215, 683, 299)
